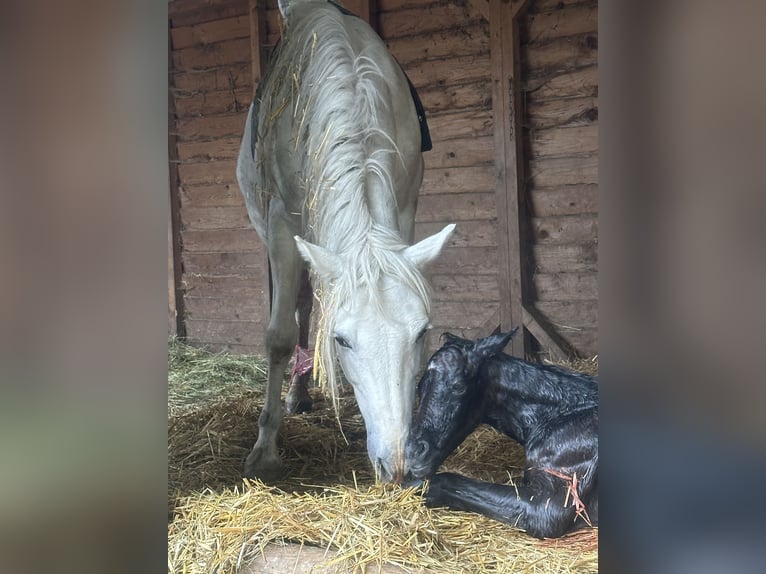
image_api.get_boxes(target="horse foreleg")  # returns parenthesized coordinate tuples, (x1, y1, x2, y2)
(244, 229, 302, 481)
(416, 471, 594, 539)
(244, 337, 292, 480)
(286, 269, 313, 415)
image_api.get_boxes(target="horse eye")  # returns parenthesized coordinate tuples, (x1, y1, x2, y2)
(334, 335, 352, 349)
(416, 327, 428, 342)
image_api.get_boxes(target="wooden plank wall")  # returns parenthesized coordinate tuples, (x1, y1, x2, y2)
(377, 0, 499, 356)
(379, 0, 599, 358)
(521, 0, 599, 356)
(168, 0, 282, 353)
(167, 0, 599, 358)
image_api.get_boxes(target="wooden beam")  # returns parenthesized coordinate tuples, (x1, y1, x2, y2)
(248, 0, 268, 94)
(489, 0, 567, 360)
(168, 27, 186, 338)
(522, 306, 575, 362)
(489, 0, 524, 357)
(167, 186, 177, 336)
(341, 0, 377, 29)
(511, 0, 532, 19)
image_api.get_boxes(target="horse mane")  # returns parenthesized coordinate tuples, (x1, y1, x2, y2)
(260, 3, 429, 408)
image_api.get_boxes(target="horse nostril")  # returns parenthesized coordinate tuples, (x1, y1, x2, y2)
(377, 458, 399, 483)
(376, 458, 387, 481)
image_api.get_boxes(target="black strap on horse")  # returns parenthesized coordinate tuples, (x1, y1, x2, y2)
(250, 0, 432, 158)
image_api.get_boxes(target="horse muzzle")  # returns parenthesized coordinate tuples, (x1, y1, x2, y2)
(376, 455, 409, 484)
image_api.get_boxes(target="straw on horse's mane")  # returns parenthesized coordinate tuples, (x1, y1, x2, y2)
(258, 4, 430, 410)
(312, 227, 432, 414)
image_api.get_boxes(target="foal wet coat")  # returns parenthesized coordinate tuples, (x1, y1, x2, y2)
(405, 330, 598, 538)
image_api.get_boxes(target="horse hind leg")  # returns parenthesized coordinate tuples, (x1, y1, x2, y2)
(286, 268, 313, 415)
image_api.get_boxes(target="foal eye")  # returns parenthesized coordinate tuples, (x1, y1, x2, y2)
(334, 335, 352, 349)
(449, 377, 469, 395)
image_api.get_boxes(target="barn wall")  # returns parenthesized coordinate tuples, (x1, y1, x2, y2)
(168, 0, 599, 358)
(378, 0, 599, 358)
(168, 0, 281, 353)
(377, 0, 500, 356)
(521, 0, 599, 356)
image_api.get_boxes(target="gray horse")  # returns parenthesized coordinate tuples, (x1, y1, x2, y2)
(236, 0, 454, 483)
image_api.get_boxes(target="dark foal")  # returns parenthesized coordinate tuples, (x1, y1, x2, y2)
(405, 330, 598, 539)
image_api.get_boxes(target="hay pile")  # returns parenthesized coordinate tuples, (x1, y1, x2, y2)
(168, 337, 268, 416)
(168, 339, 598, 573)
(550, 355, 599, 378)
(169, 481, 597, 574)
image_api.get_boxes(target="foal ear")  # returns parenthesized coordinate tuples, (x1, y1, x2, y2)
(441, 332, 473, 348)
(294, 236, 341, 283)
(403, 223, 456, 269)
(473, 327, 520, 360)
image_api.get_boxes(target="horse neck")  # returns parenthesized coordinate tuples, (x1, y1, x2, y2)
(364, 171, 400, 232)
(311, 173, 401, 255)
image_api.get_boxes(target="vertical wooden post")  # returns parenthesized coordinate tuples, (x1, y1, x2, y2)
(490, 0, 529, 358)
(343, 0, 378, 28)
(249, 0, 268, 94)
(489, 0, 568, 361)
(168, 27, 185, 338)
(167, 185, 177, 336)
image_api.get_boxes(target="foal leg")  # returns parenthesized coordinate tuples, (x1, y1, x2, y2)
(244, 224, 302, 481)
(417, 471, 584, 539)
(285, 269, 313, 415)
(419, 410, 598, 538)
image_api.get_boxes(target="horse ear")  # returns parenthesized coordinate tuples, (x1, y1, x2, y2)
(473, 328, 520, 361)
(294, 236, 340, 282)
(402, 223, 456, 269)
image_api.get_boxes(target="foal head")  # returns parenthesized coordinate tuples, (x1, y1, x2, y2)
(405, 329, 518, 478)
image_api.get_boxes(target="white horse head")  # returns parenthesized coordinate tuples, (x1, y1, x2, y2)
(296, 224, 455, 482)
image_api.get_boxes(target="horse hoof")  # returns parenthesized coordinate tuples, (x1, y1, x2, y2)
(243, 449, 284, 483)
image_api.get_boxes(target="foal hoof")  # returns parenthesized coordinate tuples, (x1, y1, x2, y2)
(408, 474, 452, 507)
(243, 448, 284, 483)
(285, 378, 312, 415)
(403, 477, 426, 492)
(285, 393, 312, 415)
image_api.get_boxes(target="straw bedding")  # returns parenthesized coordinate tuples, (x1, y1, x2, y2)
(168, 339, 598, 573)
